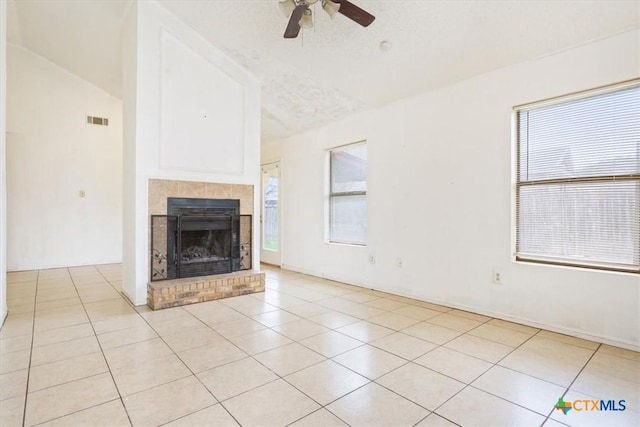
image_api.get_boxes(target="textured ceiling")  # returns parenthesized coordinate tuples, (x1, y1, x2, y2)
(7, 0, 640, 143)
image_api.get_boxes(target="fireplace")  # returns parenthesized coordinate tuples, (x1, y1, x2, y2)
(150, 197, 252, 281)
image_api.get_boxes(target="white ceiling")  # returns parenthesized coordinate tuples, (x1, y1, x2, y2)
(7, 0, 640, 143)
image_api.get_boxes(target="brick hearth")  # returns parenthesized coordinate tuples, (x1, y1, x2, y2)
(147, 270, 265, 310)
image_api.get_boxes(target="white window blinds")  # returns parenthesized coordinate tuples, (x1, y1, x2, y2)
(329, 143, 367, 245)
(516, 82, 640, 272)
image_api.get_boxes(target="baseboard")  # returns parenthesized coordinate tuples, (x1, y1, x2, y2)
(280, 264, 640, 352)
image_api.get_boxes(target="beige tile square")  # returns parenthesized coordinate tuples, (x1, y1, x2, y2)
(341, 292, 381, 304)
(30, 336, 100, 367)
(519, 336, 595, 366)
(413, 301, 452, 312)
(1, 349, 31, 374)
(308, 311, 360, 329)
(345, 304, 386, 319)
(377, 362, 465, 410)
(1, 394, 25, 427)
(162, 327, 225, 353)
(164, 404, 239, 427)
(327, 382, 428, 427)
(151, 315, 206, 337)
(367, 312, 421, 331)
(536, 330, 599, 350)
(599, 344, 640, 361)
(415, 413, 459, 426)
(370, 332, 437, 360)
(111, 353, 191, 396)
(251, 309, 302, 327)
(436, 386, 545, 427)
(229, 329, 292, 355)
(402, 322, 462, 344)
(393, 305, 442, 320)
(223, 379, 320, 427)
(445, 334, 514, 363)
(34, 310, 89, 332)
(24, 373, 119, 426)
(178, 340, 247, 372)
(255, 342, 326, 376)
(550, 389, 640, 427)
(499, 348, 582, 387)
(365, 298, 409, 311)
(488, 318, 540, 334)
(333, 344, 406, 380)
(32, 323, 95, 348)
(0, 334, 32, 355)
(185, 302, 245, 325)
(300, 331, 364, 358)
(0, 369, 28, 401)
(447, 309, 492, 322)
(571, 355, 640, 410)
(0, 313, 34, 339)
(123, 376, 216, 427)
(212, 317, 268, 339)
(37, 399, 130, 427)
(197, 357, 278, 401)
(414, 346, 493, 384)
(91, 313, 144, 335)
(286, 302, 332, 318)
(273, 319, 329, 341)
(139, 306, 190, 325)
(28, 352, 108, 392)
(35, 297, 82, 313)
(336, 321, 394, 343)
(468, 323, 534, 347)
(285, 359, 369, 406)
(219, 296, 277, 316)
(103, 337, 173, 370)
(472, 365, 566, 414)
(97, 323, 158, 350)
(289, 408, 348, 427)
(427, 313, 483, 332)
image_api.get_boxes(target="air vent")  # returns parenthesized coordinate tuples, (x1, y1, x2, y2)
(87, 116, 109, 126)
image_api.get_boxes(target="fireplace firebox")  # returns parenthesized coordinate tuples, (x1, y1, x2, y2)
(150, 198, 251, 281)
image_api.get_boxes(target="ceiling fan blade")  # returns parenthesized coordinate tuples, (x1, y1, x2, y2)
(284, 4, 306, 38)
(334, 0, 375, 27)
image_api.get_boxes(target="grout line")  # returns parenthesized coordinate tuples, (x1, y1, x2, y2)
(20, 269, 39, 427)
(67, 266, 135, 427)
(541, 342, 602, 425)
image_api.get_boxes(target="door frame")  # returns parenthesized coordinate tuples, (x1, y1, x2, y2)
(260, 161, 282, 266)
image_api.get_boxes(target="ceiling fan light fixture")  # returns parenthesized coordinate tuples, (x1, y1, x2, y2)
(300, 8, 314, 29)
(279, 0, 297, 18)
(321, 0, 340, 19)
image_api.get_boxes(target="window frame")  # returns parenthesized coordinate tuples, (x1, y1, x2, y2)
(513, 80, 640, 274)
(327, 141, 368, 246)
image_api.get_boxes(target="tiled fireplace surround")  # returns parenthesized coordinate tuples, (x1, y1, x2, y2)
(147, 179, 265, 310)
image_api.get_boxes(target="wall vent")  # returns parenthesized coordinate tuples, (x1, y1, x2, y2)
(87, 116, 109, 126)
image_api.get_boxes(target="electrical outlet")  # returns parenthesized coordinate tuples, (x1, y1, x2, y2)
(493, 269, 502, 285)
(396, 258, 403, 268)
(369, 255, 376, 264)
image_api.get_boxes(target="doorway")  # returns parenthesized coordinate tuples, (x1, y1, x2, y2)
(261, 162, 281, 266)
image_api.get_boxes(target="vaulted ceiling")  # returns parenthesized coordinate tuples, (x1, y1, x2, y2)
(7, 0, 640, 143)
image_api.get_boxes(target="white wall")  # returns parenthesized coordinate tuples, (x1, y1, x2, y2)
(5, 45, 123, 271)
(1, 0, 8, 324)
(122, 1, 261, 305)
(265, 30, 640, 350)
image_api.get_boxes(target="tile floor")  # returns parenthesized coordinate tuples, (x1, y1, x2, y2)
(1, 264, 638, 427)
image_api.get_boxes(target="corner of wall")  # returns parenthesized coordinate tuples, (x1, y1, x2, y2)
(0, 0, 7, 324)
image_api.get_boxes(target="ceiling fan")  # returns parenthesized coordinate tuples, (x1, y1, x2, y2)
(279, 0, 376, 39)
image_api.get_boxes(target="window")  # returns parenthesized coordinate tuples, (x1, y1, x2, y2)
(329, 143, 367, 245)
(515, 82, 640, 273)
